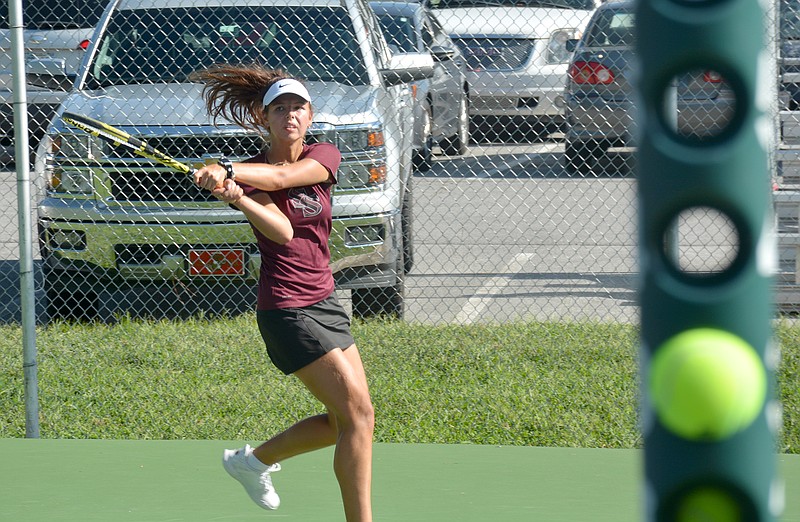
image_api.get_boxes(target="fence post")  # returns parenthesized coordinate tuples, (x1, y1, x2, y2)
(9, 0, 40, 438)
(635, 0, 779, 518)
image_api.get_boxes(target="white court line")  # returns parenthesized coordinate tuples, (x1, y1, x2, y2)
(455, 253, 535, 324)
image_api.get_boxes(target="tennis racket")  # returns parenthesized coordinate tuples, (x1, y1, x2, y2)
(61, 111, 195, 175)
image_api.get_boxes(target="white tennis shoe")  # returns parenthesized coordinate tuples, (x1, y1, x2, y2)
(222, 444, 281, 510)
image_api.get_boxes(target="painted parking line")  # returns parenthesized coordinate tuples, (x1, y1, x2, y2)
(455, 252, 535, 324)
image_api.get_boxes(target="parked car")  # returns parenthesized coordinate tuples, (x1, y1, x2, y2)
(371, 0, 469, 169)
(31, 0, 433, 320)
(563, 0, 736, 176)
(428, 0, 597, 138)
(0, 0, 107, 163)
(781, 0, 800, 110)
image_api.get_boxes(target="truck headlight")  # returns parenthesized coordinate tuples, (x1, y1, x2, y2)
(547, 28, 580, 64)
(337, 163, 387, 189)
(336, 125, 385, 152)
(49, 168, 94, 194)
(53, 133, 105, 159)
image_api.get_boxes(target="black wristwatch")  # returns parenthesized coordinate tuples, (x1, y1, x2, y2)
(217, 157, 235, 180)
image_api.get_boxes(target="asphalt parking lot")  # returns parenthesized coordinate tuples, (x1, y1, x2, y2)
(0, 140, 640, 325)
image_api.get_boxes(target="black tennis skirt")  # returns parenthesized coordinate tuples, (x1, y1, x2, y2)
(256, 294, 355, 375)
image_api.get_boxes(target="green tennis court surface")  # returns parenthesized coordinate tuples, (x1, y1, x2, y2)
(2, 439, 799, 521)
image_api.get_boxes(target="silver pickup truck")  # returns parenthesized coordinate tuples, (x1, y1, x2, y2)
(32, 0, 432, 320)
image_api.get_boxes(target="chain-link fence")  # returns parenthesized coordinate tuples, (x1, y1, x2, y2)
(0, 0, 790, 328)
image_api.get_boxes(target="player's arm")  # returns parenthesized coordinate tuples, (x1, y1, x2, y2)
(195, 158, 330, 192)
(214, 179, 293, 244)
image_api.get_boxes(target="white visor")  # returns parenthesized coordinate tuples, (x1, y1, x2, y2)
(262, 79, 311, 107)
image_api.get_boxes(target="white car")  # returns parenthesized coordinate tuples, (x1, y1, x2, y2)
(428, 0, 597, 136)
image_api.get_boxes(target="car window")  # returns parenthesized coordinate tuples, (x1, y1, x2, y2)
(84, 5, 368, 89)
(376, 14, 418, 53)
(0, 0, 106, 30)
(428, 0, 597, 11)
(586, 9, 635, 47)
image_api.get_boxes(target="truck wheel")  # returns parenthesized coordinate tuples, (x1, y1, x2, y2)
(440, 93, 469, 156)
(412, 106, 433, 172)
(402, 177, 414, 274)
(352, 249, 405, 319)
(43, 268, 98, 322)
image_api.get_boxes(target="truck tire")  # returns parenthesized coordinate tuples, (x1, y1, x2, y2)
(440, 93, 469, 156)
(43, 267, 98, 322)
(412, 105, 433, 172)
(352, 240, 405, 319)
(402, 177, 414, 274)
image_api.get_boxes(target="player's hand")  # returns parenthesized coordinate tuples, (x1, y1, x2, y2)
(193, 164, 226, 191)
(212, 178, 244, 204)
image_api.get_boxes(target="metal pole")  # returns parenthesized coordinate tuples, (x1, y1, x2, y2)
(10, 0, 40, 438)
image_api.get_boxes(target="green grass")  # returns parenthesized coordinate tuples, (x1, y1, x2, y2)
(0, 316, 798, 453)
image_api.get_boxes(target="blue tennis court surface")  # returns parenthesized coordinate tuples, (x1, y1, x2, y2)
(2, 439, 799, 521)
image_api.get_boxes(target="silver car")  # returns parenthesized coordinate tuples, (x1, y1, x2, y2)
(564, 0, 736, 176)
(0, 0, 106, 163)
(429, 0, 597, 139)
(371, 1, 469, 170)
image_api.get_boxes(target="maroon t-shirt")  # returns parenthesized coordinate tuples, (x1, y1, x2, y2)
(240, 142, 341, 310)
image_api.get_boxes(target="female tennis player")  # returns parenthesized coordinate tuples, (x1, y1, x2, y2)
(190, 64, 374, 522)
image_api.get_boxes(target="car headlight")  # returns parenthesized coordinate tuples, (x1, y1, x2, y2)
(547, 28, 581, 65)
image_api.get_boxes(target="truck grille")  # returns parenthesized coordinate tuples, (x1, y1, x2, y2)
(103, 132, 323, 202)
(106, 134, 266, 161)
(109, 170, 215, 202)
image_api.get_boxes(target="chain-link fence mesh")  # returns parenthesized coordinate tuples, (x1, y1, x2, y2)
(0, 0, 793, 327)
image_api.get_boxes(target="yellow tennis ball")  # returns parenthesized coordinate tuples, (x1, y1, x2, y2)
(649, 328, 767, 440)
(676, 486, 742, 521)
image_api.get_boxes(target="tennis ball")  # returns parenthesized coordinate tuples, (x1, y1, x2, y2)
(676, 486, 742, 522)
(649, 328, 767, 440)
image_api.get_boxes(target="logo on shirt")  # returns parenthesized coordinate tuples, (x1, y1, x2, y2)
(288, 187, 323, 218)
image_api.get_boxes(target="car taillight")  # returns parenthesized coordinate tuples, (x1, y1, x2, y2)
(77, 39, 90, 50)
(704, 70, 723, 83)
(569, 61, 615, 85)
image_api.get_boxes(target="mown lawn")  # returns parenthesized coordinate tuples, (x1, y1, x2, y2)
(1, 316, 797, 453)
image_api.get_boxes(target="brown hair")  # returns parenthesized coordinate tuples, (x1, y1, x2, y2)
(189, 63, 305, 132)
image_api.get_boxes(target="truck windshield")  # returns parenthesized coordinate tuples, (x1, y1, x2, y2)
(83, 6, 368, 89)
(376, 14, 417, 53)
(428, 0, 596, 11)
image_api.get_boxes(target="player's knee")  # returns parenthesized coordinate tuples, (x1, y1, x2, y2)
(343, 394, 374, 435)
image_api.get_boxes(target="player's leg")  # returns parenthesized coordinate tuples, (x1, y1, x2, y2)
(294, 344, 374, 522)
(252, 411, 337, 464)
